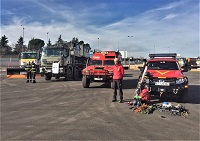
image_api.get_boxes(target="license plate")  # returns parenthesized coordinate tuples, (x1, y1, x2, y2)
(94, 78, 103, 80)
(155, 82, 170, 86)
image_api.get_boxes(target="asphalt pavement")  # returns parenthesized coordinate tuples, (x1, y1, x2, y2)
(1, 70, 199, 140)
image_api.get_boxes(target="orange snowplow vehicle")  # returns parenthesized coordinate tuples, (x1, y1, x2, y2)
(82, 51, 121, 88)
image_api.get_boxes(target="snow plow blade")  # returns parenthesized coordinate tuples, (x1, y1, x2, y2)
(6, 68, 41, 78)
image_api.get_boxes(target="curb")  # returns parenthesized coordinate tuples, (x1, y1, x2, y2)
(190, 69, 200, 72)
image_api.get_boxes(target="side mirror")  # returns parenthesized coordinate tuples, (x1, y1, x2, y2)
(145, 72, 151, 78)
(181, 67, 188, 72)
(143, 59, 147, 65)
(37, 53, 41, 60)
(86, 58, 90, 67)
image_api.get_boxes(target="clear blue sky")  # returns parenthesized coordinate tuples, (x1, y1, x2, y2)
(1, 0, 199, 58)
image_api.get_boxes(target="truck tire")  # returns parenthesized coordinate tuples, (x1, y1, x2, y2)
(110, 81, 114, 89)
(45, 74, 52, 80)
(65, 67, 73, 80)
(82, 76, 90, 88)
(55, 75, 60, 80)
(74, 67, 79, 80)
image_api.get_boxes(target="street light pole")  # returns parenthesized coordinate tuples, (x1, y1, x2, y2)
(21, 25, 25, 52)
(98, 38, 99, 51)
(47, 32, 49, 45)
(128, 36, 133, 67)
(128, 35, 133, 49)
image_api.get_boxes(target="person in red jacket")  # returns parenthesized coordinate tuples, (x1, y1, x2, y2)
(112, 58, 124, 103)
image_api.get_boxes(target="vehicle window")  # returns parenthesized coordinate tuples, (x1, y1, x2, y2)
(89, 60, 102, 65)
(147, 61, 179, 70)
(104, 60, 114, 66)
(21, 53, 37, 59)
(43, 48, 63, 56)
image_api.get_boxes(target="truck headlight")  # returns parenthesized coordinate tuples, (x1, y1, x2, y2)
(176, 78, 187, 84)
(85, 70, 90, 75)
(108, 70, 113, 74)
(82, 70, 90, 75)
(40, 67, 46, 72)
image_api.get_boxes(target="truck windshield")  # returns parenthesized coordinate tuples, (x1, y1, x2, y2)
(21, 53, 37, 59)
(104, 60, 114, 66)
(147, 61, 179, 70)
(89, 60, 102, 65)
(42, 47, 64, 57)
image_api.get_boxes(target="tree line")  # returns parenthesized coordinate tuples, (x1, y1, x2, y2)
(0, 35, 90, 55)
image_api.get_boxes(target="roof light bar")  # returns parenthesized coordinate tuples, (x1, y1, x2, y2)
(149, 53, 177, 58)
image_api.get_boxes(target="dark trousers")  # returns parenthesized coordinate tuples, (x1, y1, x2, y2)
(113, 79, 123, 100)
(26, 71, 32, 82)
(31, 72, 36, 82)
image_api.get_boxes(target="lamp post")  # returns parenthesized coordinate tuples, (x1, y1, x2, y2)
(47, 32, 49, 45)
(21, 25, 25, 52)
(128, 36, 133, 66)
(98, 38, 99, 51)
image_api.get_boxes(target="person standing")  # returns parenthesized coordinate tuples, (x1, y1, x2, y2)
(31, 61, 37, 83)
(25, 61, 32, 83)
(112, 58, 124, 103)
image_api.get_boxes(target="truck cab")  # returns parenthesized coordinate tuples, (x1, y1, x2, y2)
(82, 51, 121, 88)
(19, 52, 41, 73)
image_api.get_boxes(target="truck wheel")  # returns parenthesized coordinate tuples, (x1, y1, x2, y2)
(74, 68, 79, 80)
(55, 75, 60, 80)
(45, 74, 52, 80)
(110, 81, 114, 89)
(82, 76, 90, 88)
(65, 67, 72, 80)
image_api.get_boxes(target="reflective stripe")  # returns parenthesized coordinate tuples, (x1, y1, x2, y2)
(25, 64, 32, 71)
(31, 64, 36, 72)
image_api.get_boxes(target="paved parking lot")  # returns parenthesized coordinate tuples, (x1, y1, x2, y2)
(1, 70, 199, 140)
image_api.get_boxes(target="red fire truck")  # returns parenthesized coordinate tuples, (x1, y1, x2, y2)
(82, 51, 121, 88)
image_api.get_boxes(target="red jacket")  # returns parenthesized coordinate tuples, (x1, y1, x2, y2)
(140, 88, 150, 104)
(113, 64, 124, 80)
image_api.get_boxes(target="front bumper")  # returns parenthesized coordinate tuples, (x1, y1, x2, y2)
(147, 83, 188, 94)
(85, 74, 113, 82)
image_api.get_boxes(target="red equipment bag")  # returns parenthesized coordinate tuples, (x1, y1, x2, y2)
(139, 88, 151, 104)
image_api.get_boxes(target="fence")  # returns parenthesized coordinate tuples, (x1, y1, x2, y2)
(1, 56, 19, 68)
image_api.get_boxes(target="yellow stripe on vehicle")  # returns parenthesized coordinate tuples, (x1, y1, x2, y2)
(156, 70, 170, 75)
(158, 77, 166, 78)
(21, 59, 36, 63)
